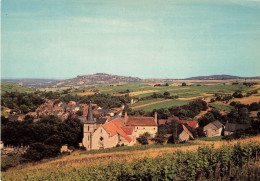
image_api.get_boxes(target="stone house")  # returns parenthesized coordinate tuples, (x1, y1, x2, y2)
(178, 124, 194, 142)
(125, 112, 158, 138)
(203, 120, 224, 137)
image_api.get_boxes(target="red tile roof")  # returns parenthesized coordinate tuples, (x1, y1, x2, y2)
(182, 125, 194, 139)
(111, 118, 125, 127)
(103, 119, 132, 143)
(158, 119, 166, 125)
(126, 117, 157, 126)
(122, 126, 134, 135)
(178, 120, 198, 129)
(158, 117, 179, 125)
(18, 114, 26, 120)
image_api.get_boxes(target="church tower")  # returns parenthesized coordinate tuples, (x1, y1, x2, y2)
(82, 102, 96, 150)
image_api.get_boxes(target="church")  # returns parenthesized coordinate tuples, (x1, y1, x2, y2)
(82, 102, 158, 150)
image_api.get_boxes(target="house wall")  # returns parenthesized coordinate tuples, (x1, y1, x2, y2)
(91, 127, 112, 150)
(203, 124, 223, 137)
(133, 126, 157, 138)
(179, 131, 190, 142)
(224, 131, 234, 136)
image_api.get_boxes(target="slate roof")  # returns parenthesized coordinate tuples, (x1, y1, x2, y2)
(211, 120, 224, 129)
(96, 118, 107, 124)
(225, 123, 250, 132)
(126, 117, 157, 126)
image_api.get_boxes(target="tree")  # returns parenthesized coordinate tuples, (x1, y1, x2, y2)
(76, 110, 83, 116)
(171, 119, 179, 144)
(249, 102, 260, 111)
(163, 91, 170, 96)
(232, 91, 243, 98)
(137, 132, 151, 145)
(165, 83, 169, 86)
(154, 132, 166, 144)
(20, 104, 29, 114)
(198, 112, 215, 127)
(182, 82, 187, 86)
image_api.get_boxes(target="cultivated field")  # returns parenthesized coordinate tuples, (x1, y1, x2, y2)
(66, 80, 260, 112)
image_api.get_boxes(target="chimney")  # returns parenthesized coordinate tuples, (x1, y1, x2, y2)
(124, 112, 128, 121)
(154, 112, 158, 124)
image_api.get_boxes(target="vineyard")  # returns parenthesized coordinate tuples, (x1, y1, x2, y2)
(2, 136, 260, 181)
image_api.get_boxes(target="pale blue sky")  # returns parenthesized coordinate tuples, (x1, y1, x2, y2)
(1, 0, 260, 79)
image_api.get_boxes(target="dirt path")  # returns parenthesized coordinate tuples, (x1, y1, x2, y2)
(194, 107, 212, 119)
(131, 99, 173, 109)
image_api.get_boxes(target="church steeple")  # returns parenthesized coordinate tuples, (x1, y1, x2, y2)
(83, 101, 96, 150)
(86, 101, 95, 124)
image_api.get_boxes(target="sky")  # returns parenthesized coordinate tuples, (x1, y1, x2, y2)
(1, 0, 260, 79)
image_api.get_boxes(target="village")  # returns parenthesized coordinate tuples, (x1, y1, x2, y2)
(1, 96, 252, 155)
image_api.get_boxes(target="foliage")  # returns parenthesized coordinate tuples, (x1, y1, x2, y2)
(232, 90, 243, 98)
(1, 156, 25, 171)
(6, 142, 260, 180)
(169, 99, 208, 119)
(137, 132, 151, 145)
(1, 115, 83, 162)
(198, 109, 227, 127)
(227, 107, 251, 124)
(1, 92, 44, 112)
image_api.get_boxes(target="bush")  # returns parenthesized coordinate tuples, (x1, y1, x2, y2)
(137, 132, 151, 145)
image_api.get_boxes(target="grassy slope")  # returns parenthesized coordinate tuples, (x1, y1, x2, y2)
(1, 83, 30, 94)
(134, 100, 191, 111)
(2, 135, 260, 180)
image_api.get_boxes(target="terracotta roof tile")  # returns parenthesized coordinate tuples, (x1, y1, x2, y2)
(103, 120, 132, 142)
(122, 126, 134, 135)
(178, 120, 198, 129)
(182, 125, 194, 139)
(159, 119, 166, 125)
(126, 117, 157, 126)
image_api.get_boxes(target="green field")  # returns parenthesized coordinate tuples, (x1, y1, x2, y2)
(210, 103, 234, 112)
(67, 82, 255, 112)
(134, 100, 192, 111)
(1, 83, 30, 93)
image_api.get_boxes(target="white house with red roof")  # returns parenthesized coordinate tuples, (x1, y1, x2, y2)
(125, 112, 158, 138)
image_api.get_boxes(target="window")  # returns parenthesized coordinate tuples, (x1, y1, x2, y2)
(88, 135, 89, 141)
(137, 127, 138, 129)
(154, 128, 156, 130)
(88, 126, 89, 131)
(100, 137, 104, 141)
(143, 128, 145, 129)
(101, 129, 102, 133)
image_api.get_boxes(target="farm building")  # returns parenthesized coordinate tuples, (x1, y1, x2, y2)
(203, 120, 224, 137)
(224, 122, 250, 136)
(178, 124, 194, 142)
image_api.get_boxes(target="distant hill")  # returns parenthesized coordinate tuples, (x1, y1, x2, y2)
(1, 79, 62, 88)
(52, 73, 142, 88)
(185, 75, 260, 80)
